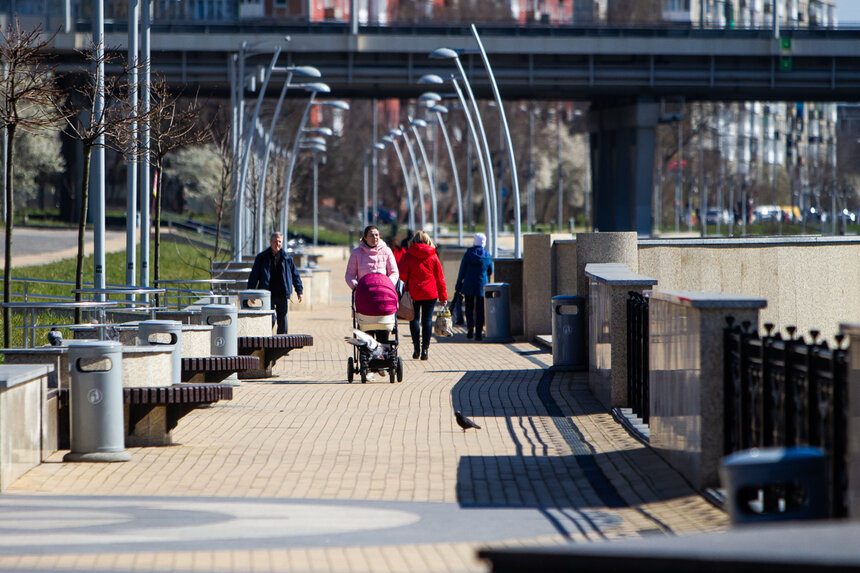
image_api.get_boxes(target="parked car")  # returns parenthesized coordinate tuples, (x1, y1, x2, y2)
(705, 209, 731, 225)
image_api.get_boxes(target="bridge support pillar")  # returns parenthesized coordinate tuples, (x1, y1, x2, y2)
(588, 100, 658, 235)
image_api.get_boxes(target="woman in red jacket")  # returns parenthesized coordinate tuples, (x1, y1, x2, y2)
(400, 230, 447, 360)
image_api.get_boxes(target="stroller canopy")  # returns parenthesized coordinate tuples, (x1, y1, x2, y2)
(355, 273, 399, 317)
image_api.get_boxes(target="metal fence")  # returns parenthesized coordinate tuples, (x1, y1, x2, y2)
(626, 291, 650, 424)
(723, 318, 849, 517)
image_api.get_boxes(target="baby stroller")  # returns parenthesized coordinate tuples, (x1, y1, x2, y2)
(346, 273, 403, 384)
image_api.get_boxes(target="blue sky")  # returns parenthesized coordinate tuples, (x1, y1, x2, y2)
(838, 3, 860, 23)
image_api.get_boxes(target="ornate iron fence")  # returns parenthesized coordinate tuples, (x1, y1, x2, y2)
(724, 318, 849, 517)
(626, 291, 649, 423)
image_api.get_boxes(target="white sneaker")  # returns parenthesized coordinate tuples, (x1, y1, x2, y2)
(366, 373, 376, 381)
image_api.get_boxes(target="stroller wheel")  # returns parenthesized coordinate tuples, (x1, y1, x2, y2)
(396, 357, 403, 382)
(347, 357, 354, 383)
(360, 367, 367, 384)
(389, 364, 396, 384)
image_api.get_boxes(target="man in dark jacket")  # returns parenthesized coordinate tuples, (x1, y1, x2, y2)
(247, 232, 303, 334)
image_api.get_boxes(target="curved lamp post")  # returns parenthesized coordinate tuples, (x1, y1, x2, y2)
(255, 65, 322, 252)
(278, 89, 347, 240)
(234, 46, 282, 260)
(299, 141, 327, 247)
(419, 73, 493, 254)
(391, 127, 427, 230)
(470, 25, 522, 258)
(363, 142, 386, 228)
(427, 103, 463, 246)
(429, 48, 499, 257)
(408, 117, 439, 244)
(380, 135, 416, 230)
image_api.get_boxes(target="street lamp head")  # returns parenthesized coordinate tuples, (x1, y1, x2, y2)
(418, 74, 445, 85)
(288, 65, 322, 78)
(316, 99, 350, 110)
(429, 104, 449, 114)
(373, 142, 386, 150)
(410, 118, 428, 129)
(303, 136, 327, 146)
(389, 128, 404, 137)
(380, 136, 394, 144)
(429, 47, 459, 60)
(300, 142, 327, 153)
(418, 91, 442, 103)
(300, 82, 331, 93)
(303, 127, 334, 137)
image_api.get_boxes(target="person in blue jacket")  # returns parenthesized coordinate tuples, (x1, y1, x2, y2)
(455, 233, 493, 341)
(247, 232, 303, 334)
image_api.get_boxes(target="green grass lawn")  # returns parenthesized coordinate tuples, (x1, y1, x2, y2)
(2, 239, 223, 349)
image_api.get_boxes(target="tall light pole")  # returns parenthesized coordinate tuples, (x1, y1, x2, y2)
(139, 0, 151, 287)
(427, 103, 463, 246)
(381, 135, 416, 230)
(255, 65, 322, 253)
(363, 142, 385, 229)
(281, 95, 349, 241)
(234, 46, 282, 261)
(300, 141, 326, 248)
(393, 127, 427, 230)
(419, 73, 493, 254)
(93, 0, 106, 294)
(470, 24, 522, 257)
(427, 50, 499, 256)
(126, 0, 138, 288)
(408, 117, 439, 244)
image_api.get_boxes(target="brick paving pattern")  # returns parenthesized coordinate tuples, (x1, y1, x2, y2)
(1, 253, 728, 572)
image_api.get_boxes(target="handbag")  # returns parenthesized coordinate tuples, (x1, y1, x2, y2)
(397, 289, 414, 321)
(434, 308, 454, 337)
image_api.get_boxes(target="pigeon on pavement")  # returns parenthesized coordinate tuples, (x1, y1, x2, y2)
(455, 411, 481, 433)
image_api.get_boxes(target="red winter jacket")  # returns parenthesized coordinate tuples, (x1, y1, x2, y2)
(400, 243, 447, 302)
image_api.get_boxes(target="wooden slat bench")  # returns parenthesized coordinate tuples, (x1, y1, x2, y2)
(237, 334, 314, 378)
(181, 355, 261, 383)
(58, 382, 235, 448)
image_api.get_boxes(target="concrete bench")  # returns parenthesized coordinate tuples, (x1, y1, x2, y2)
(181, 355, 261, 383)
(0, 365, 57, 491)
(237, 334, 314, 378)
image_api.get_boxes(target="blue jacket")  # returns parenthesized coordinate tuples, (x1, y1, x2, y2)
(247, 248, 303, 298)
(455, 246, 493, 297)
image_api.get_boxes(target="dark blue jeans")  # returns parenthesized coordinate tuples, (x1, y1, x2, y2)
(272, 296, 289, 334)
(409, 299, 437, 350)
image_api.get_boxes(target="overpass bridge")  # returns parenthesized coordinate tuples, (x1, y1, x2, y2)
(44, 23, 860, 234)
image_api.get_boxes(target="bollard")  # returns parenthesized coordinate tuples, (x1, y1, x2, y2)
(137, 320, 182, 386)
(63, 340, 131, 462)
(720, 446, 829, 524)
(201, 304, 239, 382)
(483, 283, 512, 342)
(551, 296, 587, 370)
(239, 289, 271, 311)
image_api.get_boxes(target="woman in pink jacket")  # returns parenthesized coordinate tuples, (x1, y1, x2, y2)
(345, 225, 399, 290)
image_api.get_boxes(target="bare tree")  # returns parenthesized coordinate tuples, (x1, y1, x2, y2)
(0, 22, 65, 347)
(145, 78, 207, 296)
(56, 44, 143, 323)
(207, 120, 235, 263)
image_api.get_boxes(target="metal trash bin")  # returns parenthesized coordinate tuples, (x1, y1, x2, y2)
(720, 446, 828, 524)
(551, 296, 586, 370)
(201, 304, 238, 382)
(484, 283, 512, 342)
(239, 289, 271, 311)
(63, 340, 131, 462)
(137, 320, 182, 386)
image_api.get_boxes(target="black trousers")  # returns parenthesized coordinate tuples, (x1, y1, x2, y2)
(465, 295, 485, 334)
(409, 298, 437, 350)
(272, 296, 289, 334)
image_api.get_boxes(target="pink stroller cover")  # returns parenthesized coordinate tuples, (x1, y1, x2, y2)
(354, 273, 399, 317)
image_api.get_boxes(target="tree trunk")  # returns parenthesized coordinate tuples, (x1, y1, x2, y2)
(154, 165, 163, 307)
(75, 144, 92, 325)
(213, 201, 222, 262)
(3, 124, 16, 348)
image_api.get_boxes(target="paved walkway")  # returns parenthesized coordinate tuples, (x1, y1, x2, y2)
(0, 252, 728, 572)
